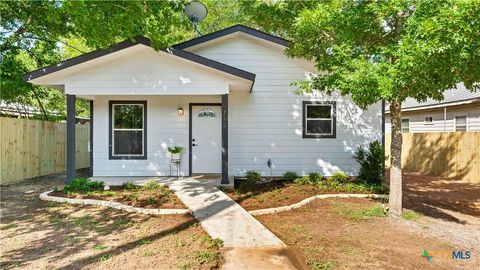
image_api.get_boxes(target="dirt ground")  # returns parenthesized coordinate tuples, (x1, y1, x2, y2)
(257, 197, 479, 270)
(51, 185, 186, 209)
(222, 181, 385, 211)
(391, 171, 480, 253)
(0, 171, 221, 270)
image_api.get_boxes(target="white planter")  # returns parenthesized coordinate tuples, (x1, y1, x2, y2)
(171, 153, 181, 160)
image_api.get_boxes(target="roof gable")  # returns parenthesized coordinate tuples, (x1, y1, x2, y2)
(173, 25, 290, 50)
(24, 36, 255, 83)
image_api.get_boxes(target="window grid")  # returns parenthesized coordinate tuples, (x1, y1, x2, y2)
(305, 104, 333, 136)
(112, 104, 144, 157)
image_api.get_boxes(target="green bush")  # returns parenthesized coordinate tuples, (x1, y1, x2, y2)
(329, 171, 349, 183)
(144, 179, 162, 190)
(245, 170, 261, 184)
(294, 176, 311, 185)
(354, 140, 385, 185)
(122, 181, 137, 190)
(283, 171, 299, 182)
(294, 172, 323, 185)
(63, 178, 105, 193)
(308, 172, 323, 183)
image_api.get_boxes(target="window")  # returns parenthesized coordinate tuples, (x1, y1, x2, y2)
(109, 101, 147, 159)
(455, 115, 467, 131)
(302, 101, 336, 138)
(424, 116, 433, 125)
(401, 118, 410, 133)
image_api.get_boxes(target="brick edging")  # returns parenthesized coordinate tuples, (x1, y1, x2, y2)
(248, 193, 389, 216)
(39, 190, 191, 215)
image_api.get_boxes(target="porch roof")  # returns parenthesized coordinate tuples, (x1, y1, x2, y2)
(23, 36, 256, 93)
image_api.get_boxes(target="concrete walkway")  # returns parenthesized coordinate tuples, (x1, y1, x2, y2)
(167, 178, 285, 248)
(96, 176, 301, 269)
(96, 176, 284, 247)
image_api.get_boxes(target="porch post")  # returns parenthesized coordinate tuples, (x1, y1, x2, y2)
(221, 94, 229, 184)
(66, 94, 76, 183)
(89, 100, 94, 177)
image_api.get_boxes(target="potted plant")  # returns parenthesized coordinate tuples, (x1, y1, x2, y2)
(168, 146, 185, 160)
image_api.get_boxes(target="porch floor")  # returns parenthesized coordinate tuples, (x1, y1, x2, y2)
(90, 175, 225, 187)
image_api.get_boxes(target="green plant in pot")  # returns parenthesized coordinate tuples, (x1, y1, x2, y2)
(168, 146, 185, 160)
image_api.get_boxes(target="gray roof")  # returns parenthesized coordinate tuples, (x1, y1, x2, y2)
(386, 84, 480, 111)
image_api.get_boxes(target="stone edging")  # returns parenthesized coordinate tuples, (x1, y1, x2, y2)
(248, 193, 389, 216)
(39, 190, 191, 215)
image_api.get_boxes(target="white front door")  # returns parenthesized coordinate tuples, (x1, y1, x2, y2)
(191, 105, 222, 174)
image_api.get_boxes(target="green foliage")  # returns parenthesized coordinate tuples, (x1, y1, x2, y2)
(306, 259, 338, 270)
(294, 172, 323, 185)
(288, 1, 480, 108)
(338, 205, 386, 221)
(329, 171, 350, 184)
(308, 172, 323, 183)
(244, 170, 261, 185)
(282, 171, 299, 182)
(143, 180, 162, 190)
(402, 209, 422, 221)
(167, 146, 185, 154)
(63, 178, 104, 193)
(354, 141, 385, 185)
(122, 182, 138, 190)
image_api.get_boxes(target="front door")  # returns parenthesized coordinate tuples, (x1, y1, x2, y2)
(191, 105, 222, 174)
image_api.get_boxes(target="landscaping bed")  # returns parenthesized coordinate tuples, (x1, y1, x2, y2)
(50, 178, 185, 209)
(256, 197, 472, 270)
(222, 179, 388, 211)
(0, 172, 221, 270)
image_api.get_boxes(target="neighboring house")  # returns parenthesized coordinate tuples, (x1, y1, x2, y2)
(385, 86, 480, 133)
(24, 25, 382, 183)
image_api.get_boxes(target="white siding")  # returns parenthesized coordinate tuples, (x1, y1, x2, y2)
(192, 37, 382, 176)
(65, 46, 238, 96)
(93, 95, 220, 176)
(385, 103, 480, 133)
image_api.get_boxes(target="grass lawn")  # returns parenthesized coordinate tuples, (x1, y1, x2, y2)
(51, 183, 185, 209)
(0, 173, 221, 270)
(256, 197, 473, 270)
(222, 180, 388, 210)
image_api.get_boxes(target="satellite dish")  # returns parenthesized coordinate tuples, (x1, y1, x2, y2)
(184, 1, 208, 36)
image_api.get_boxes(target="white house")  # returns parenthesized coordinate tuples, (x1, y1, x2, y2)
(385, 85, 480, 133)
(24, 25, 382, 184)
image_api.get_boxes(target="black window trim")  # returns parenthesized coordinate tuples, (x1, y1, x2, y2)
(109, 100, 147, 160)
(302, 101, 336, 139)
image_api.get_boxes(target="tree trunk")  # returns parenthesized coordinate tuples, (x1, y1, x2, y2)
(388, 100, 403, 217)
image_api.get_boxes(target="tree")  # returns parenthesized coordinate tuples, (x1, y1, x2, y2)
(1, 0, 191, 119)
(283, 0, 480, 216)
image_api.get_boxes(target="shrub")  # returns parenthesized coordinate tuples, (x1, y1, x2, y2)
(244, 170, 261, 184)
(329, 171, 349, 183)
(294, 176, 311, 185)
(294, 172, 323, 185)
(354, 140, 385, 185)
(308, 172, 323, 183)
(144, 179, 162, 190)
(63, 178, 104, 193)
(283, 171, 299, 182)
(122, 181, 137, 190)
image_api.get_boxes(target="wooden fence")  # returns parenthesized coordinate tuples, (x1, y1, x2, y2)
(1, 117, 90, 185)
(385, 132, 480, 183)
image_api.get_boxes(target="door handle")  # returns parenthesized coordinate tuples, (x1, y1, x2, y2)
(192, 143, 198, 146)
